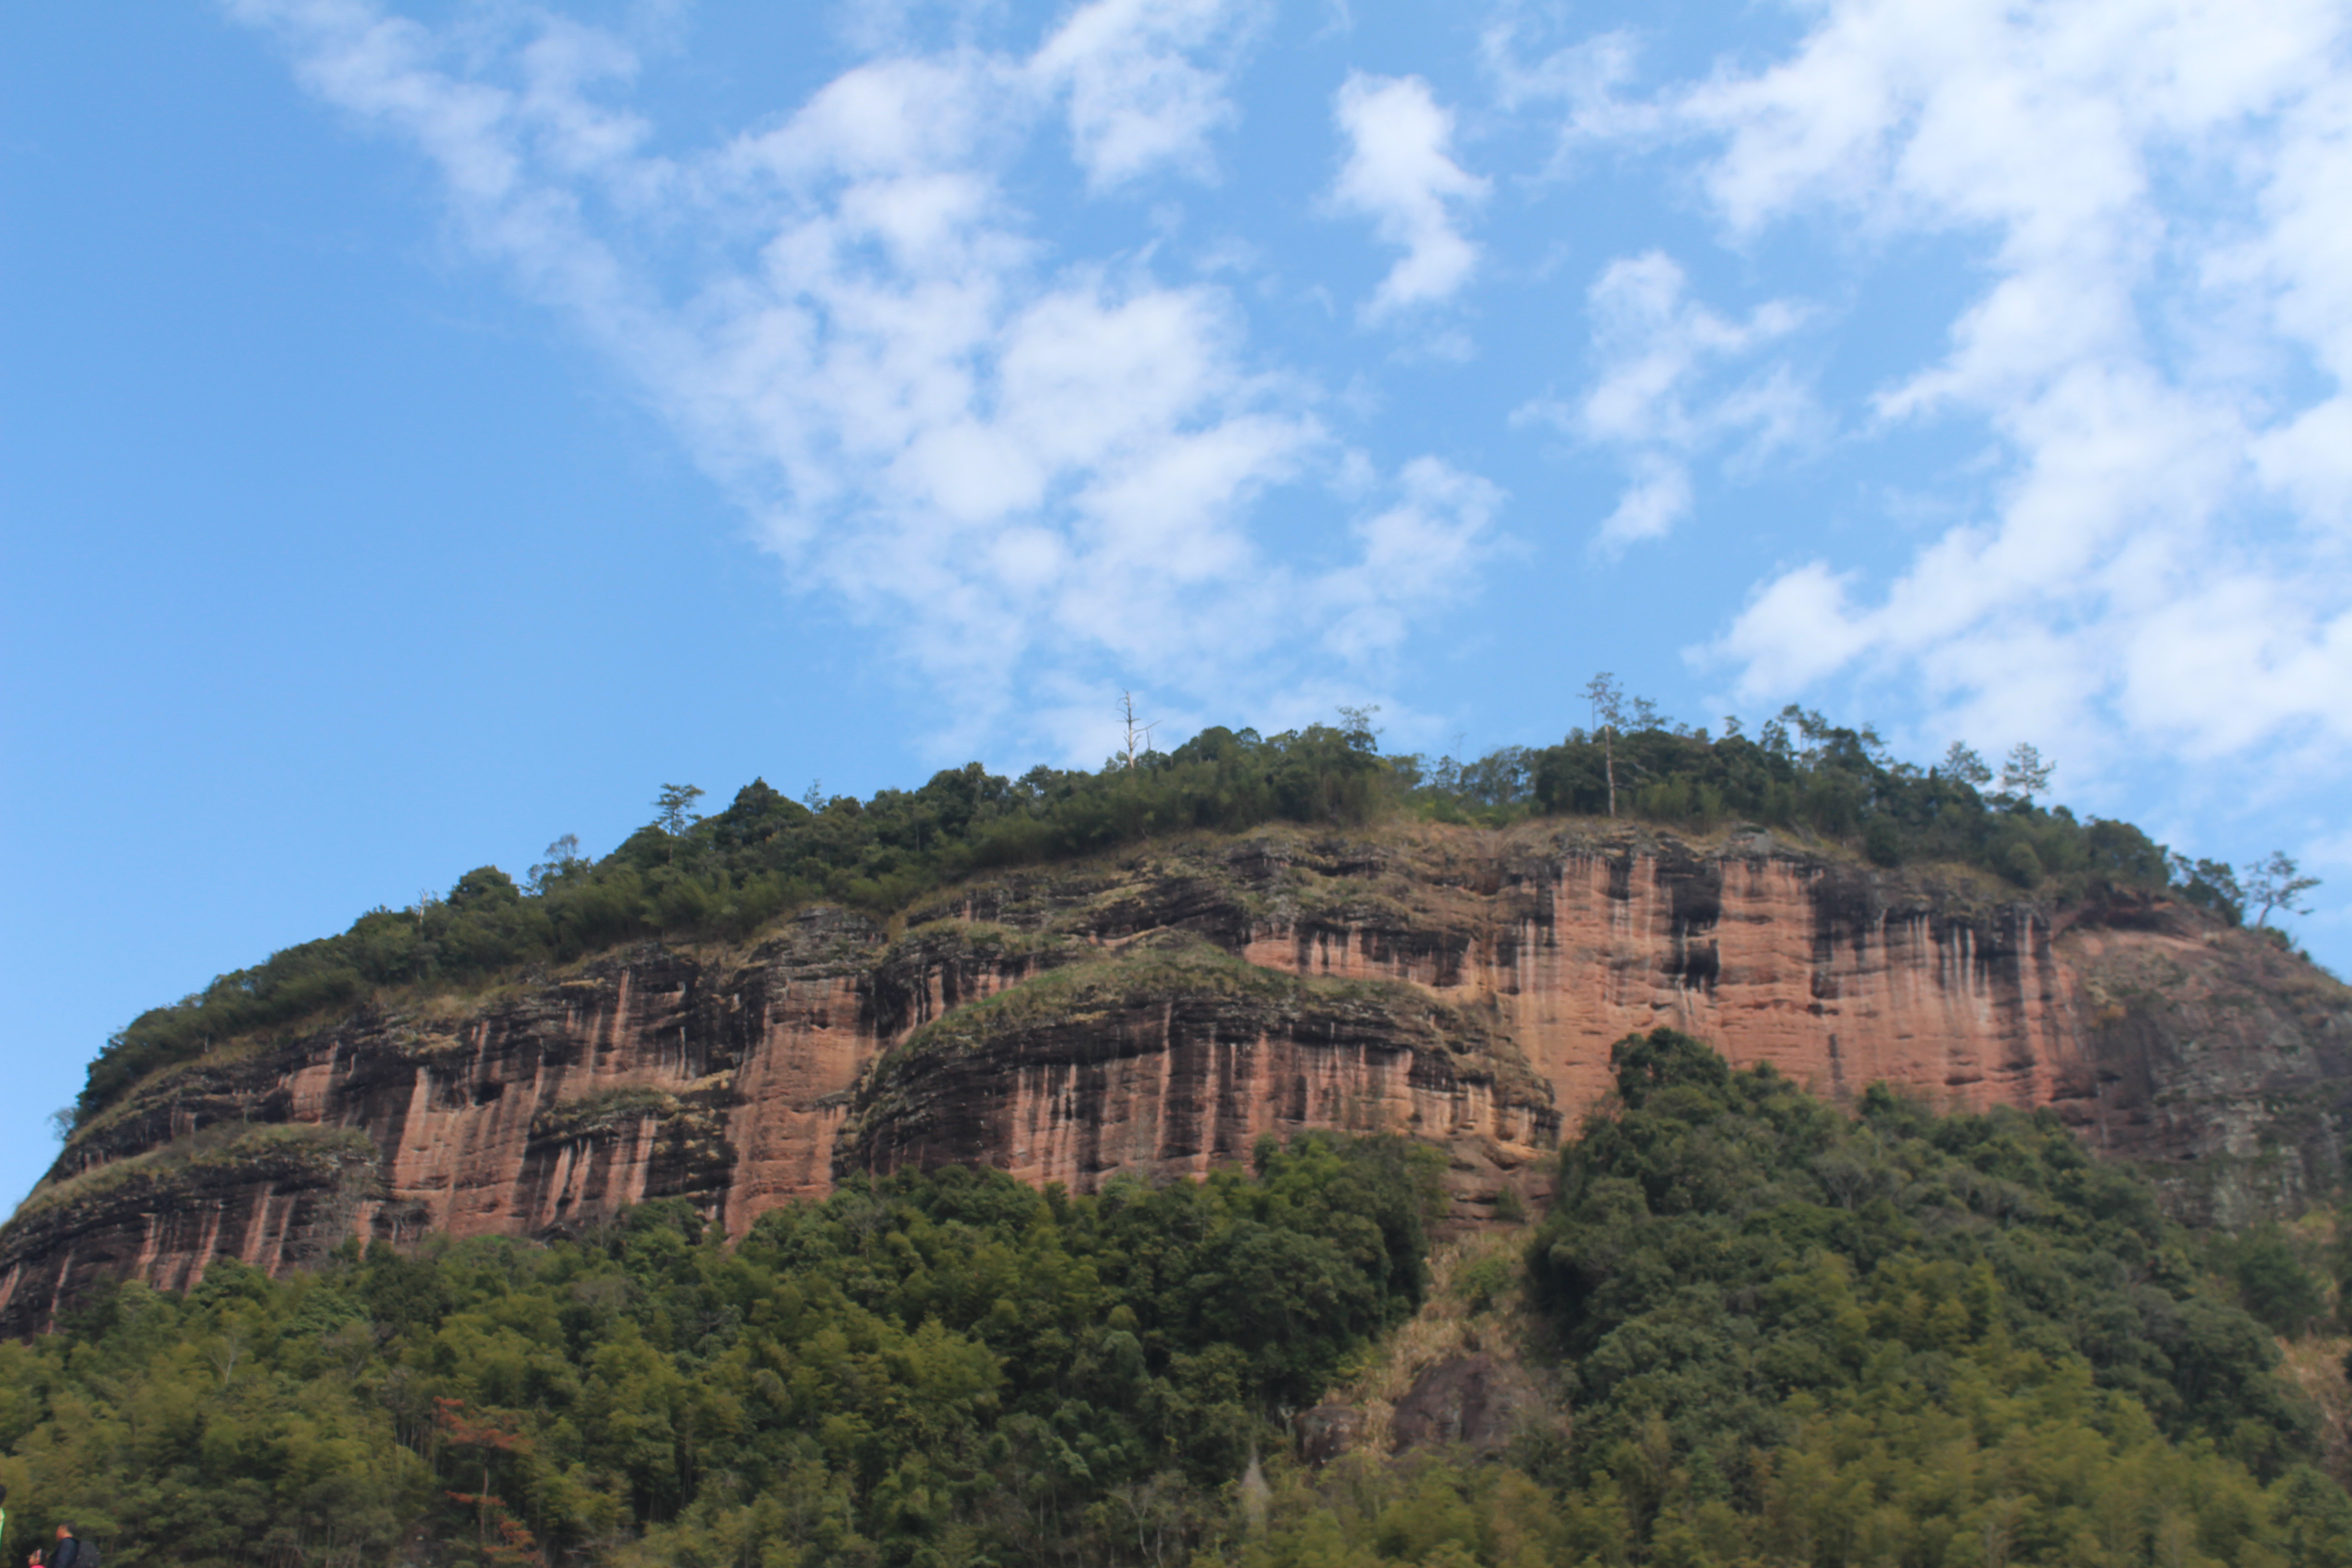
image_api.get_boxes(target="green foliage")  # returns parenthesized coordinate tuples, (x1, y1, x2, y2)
(2210, 1225, 2330, 1337)
(1511, 704, 2176, 898)
(1398, 701, 2189, 912)
(0, 1136, 1438, 1568)
(73, 725, 1390, 1127)
(2174, 854, 2249, 925)
(2000, 740, 2056, 800)
(1233, 1404, 2352, 1568)
(1504, 1028, 2339, 1565)
(13, 1037, 2349, 1568)
(0, 1267, 432, 1568)
(1536, 1030, 2315, 1475)
(1215, 1460, 1574, 1568)
(2249, 852, 2324, 929)
(1228, 1034, 2352, 1568)
(653, 784, 706, 838)
(69, 697, 2238, 1132)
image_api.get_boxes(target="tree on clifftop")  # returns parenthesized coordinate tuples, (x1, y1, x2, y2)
(1940, 740, 1994, 787)
(2247, 851, 2320, 928)
(2000, 741, 2055, 802)
(654, 783, 705, 835)
(1585, 671, 1625, 817)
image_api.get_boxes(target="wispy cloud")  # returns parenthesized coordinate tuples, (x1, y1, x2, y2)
(1314, 456, 1503, 659)
(230, 0, 1494, 757)
(1564, 0, 2352, 770)
(1519, 251, 1811, 551)
(1327, 73, 1489, 320)
(1030, 0, 1263, 189)
(1479, 8, 1646, 147)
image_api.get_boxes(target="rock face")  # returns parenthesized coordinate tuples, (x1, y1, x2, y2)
(5, 823, 2348, 1333)
(839, 933, 1558, 1192)
(1388, 1353, 1548, 1456)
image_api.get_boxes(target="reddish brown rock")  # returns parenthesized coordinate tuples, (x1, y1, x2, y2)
(833, 936, 1560, 1191)
(4, 823, 2347, 1333)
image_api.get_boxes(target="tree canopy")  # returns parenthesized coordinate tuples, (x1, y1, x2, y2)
(69, 698, 2286, 1132)
(11, 1049, 2352, 1567)
(1227, 1032, 2352, 1568)
(0, 1135, 1441, 1568)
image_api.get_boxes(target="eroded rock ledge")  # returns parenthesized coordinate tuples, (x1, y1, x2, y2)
(5, 822, 2347, 1333)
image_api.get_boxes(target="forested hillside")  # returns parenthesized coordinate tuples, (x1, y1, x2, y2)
(8, 1035, 2351, 1568)
(71, 697, 2298, 1136)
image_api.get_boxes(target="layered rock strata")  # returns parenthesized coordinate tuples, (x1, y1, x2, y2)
(5, 823, 2348, 1333)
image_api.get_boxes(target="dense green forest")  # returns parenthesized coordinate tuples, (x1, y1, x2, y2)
(1, 1135, 1440, 1568)
(9, 1035, 2352, 1568)
(74, 694, 2296, 1134)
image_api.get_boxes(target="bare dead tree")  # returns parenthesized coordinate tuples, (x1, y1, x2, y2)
(1119, 690, 1160, 769)
(1585, 672, 1626, 817)
(211, 1329, 247, 1390)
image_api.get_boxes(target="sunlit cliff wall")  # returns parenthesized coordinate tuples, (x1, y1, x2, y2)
(5, 823, 2347, 1333)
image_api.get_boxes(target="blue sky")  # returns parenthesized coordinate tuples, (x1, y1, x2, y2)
(6, 0, 2350, 1215)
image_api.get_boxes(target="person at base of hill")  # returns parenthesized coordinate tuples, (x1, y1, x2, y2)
(44, 1526, 79, 1568)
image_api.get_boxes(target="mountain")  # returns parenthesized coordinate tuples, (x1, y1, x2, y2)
(6, 801, 2347, 1336)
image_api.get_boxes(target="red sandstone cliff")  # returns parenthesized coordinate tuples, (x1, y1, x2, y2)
(5, 822, 2347, 1333)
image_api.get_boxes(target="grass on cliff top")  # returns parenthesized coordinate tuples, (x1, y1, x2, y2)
(883, 916, 1086, 964)
(12, 1122, 376, 1222)
(67, 703, 2238, 1143)
(529, 1086, 683, 1143)
(882, 933, 1462, 1062)
(1112, 813, 2047, 932)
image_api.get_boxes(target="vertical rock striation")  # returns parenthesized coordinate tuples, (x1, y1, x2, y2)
(5, 823, 2347, 1331)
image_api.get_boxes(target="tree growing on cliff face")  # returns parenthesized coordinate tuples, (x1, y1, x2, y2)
(2246, 852, 2320, 929)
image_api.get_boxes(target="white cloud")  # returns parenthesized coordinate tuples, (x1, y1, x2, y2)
(231, 0, 1494, 755)
(1328, 73, 1489, 318)
(1608, 0, 2352, 769)
(1313, 457, 1502, 660)
(1031, 0, 1261, 189)
(1710, 561, 1871, 694)
(1523, 250, 1811, 550)
(1480, 9, 1649, 150)
(1592, 456, 1692, 549)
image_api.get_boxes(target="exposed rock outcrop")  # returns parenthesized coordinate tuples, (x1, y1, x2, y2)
(836, 934, 1559, 1190)
(5, 822, 2347, 1333)
(1388, 1353, 1548, 1455)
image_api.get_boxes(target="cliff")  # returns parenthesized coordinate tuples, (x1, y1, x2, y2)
(5, 820, 2348, 1333)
